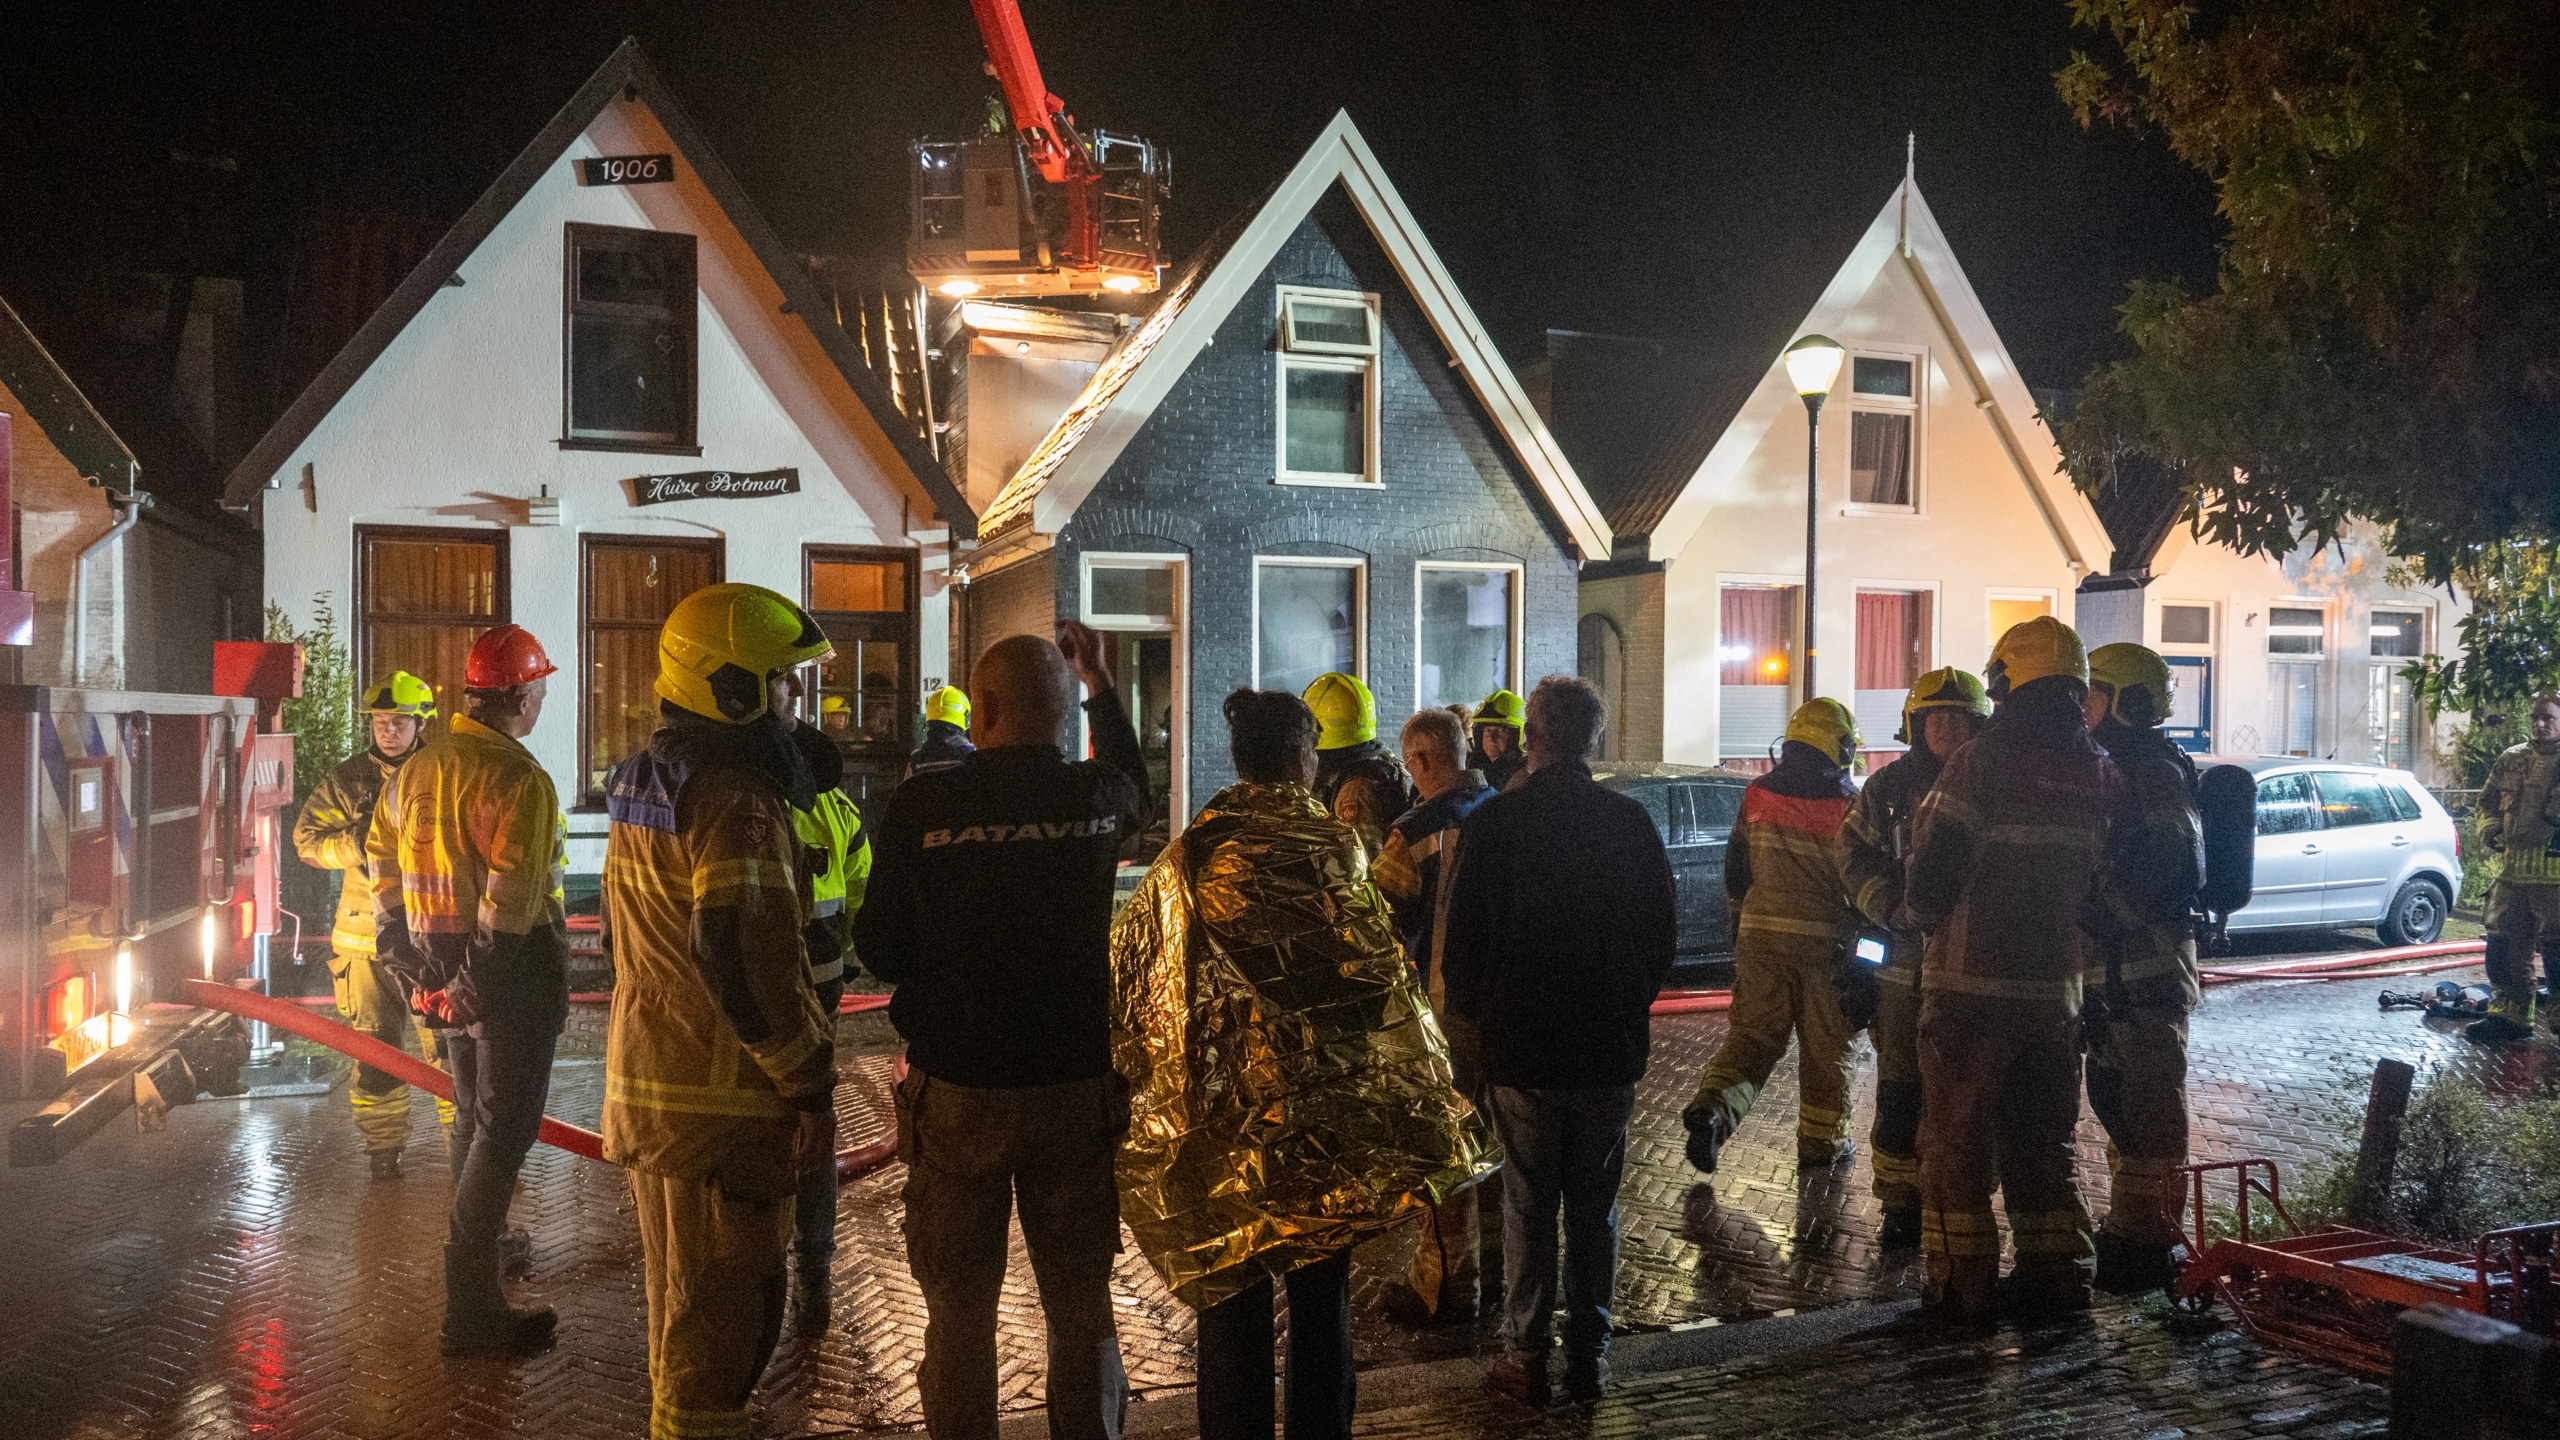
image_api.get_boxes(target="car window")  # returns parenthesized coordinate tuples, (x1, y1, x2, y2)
(1628, 782, 1671, 842)
(2255, 772, 2321, 835)
(2385, 782, 2424, 823)
(2314, 770, 2398, 828)
(1683, 781, 1744, 836)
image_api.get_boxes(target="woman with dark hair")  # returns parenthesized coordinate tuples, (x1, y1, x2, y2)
(1110, 689, 1492, 1440)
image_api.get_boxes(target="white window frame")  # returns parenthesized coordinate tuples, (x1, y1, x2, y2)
(1841, 345, 1925, 515)
(2153, 598, 2219, 654)
(1250, 556, 1367, 689)
(2366, 607, 2427, 660)
(2265, 600, 2329, 658)
(1849, 579, 1943, 750)
(1414, 560, 1524, 714)
(1078, 552, 1189, 833)
(1985, 587, 2059, 648)
(1275, 285, 1382, 488)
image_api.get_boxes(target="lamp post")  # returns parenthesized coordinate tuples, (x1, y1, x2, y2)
(1782, 335, 1845, 701)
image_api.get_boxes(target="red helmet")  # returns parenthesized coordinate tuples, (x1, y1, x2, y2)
(464, 624, 558, 688)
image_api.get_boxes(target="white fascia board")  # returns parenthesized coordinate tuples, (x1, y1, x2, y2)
(1646, 200, 1903, 562)
(1030, 112, 1612, 559)
(1896, 185, 2111, 571)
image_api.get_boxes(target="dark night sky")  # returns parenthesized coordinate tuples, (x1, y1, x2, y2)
(0, 0, 2218, 394)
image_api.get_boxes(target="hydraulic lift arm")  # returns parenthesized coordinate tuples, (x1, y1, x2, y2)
(967, 0, 1095, 184)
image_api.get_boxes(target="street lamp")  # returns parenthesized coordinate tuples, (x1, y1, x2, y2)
(1782, 334, 1845, 700)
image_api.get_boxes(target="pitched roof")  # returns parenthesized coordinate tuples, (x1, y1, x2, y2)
(1618, 177, 2112, 572)
(217, 39, 971, 537)
(977, 112, 1612, 560)
(0, 291, 138, 493)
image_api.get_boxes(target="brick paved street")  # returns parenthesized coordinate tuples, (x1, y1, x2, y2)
(0, 926, 2507, 1437)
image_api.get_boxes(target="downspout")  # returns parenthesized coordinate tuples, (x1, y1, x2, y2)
(74, 475, 152, 688)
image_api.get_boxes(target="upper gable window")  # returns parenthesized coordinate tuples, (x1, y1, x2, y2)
(564, 224, 698, 451)
(1276, 286, 1380, 486)
(1846, 349, 1921, 511)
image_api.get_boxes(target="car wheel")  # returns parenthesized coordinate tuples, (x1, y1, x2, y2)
(2378, 877, 2449, 947)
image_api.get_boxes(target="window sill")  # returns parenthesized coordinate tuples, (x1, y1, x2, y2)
(1839, 502, 1923, 518)
(558, 438, 704, 457)
(1273, 474, 1381, 490)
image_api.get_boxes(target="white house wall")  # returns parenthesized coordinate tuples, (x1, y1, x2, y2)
(1661, 253, 2085, 765)
(257, 99, 948, 870)
(2136, 523, 2467, 779)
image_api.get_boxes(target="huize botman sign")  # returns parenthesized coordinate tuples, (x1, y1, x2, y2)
(623, 467, 801, 507)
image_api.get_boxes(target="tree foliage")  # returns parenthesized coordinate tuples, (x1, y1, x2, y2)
(2052, 0, 2560, 585)
(263, 595, 356, 799)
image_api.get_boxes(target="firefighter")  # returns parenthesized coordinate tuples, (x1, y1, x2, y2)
(293, 670, 446, 1178)
(1904, 616, 2124, 1322)
(1684, 697, 1864, 1173)
(908, 685, 976, 778)
(601, 583, 840, 1438)
(2079, 643, 2206, 1293)
(1837, 668, 1990, 1247)
(369, 624, 569, 1357)
(2468, 694, 2560, 1045)
(784, 669, 870, 1323)
(1469, 689, 1528, 793)
(1303, 672, 1415, 857)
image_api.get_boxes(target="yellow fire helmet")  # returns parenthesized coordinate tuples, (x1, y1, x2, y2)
(362, 670, 437, 719)
(1985, 614, 2089, 700)
(924, 685, 971, 728)
(1302, 671, 1378, 751)
(656, 582, 834, 725)
(1896, 666, 1990, 742)
(2088, 643, 2177, 729)
(1471, 688, 1526, 733)
(1783, 696, 1863, 766)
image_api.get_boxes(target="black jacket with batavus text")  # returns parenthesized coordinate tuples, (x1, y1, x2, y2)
(857, 693, 1149, 1088)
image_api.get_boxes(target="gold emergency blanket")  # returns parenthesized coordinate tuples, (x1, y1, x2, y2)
(1110, 782, 1497, 1310)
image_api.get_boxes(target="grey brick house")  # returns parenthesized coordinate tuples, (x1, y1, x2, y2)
(954, 113, 1610, 850)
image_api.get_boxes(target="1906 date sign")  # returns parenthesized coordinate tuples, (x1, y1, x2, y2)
(624, 468, 800, 506)
(578, 153, 674, 186)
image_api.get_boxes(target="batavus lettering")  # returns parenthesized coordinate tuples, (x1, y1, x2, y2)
(922, 816, 1119, 848)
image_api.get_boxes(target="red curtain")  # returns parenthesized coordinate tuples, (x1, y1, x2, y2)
(1720, 587, 1794, 685)
(1855, 591, 1930, 690)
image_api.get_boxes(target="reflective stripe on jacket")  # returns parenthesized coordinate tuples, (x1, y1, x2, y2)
(602, 735, 835, 1199)
(1836, 747, 1941, 985)
(367, 716, 568, 1032)
(792, 789, 869, 985)
(1906, 706, 2126, 1015)
(295, 747, 405, 958)
(1730, 784, 1854, 956)
(2087, 725, 2203, 1009)
(2482, 741, 2560, 886)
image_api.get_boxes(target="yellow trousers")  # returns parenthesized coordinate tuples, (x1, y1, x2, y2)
(630, 1170, 794, 1440)
(1691, 940, 1860, 1160)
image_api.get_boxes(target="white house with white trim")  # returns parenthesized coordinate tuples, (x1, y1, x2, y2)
(1572, 169, 2110, 768)
(221, 42, 969, 875)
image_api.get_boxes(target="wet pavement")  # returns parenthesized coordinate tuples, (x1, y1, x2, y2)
(0, 922, 2518, 1437)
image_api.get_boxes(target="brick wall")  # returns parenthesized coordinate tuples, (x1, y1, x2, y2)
(1056, 188, 1579, 803)
(1580, 568, 1666, 761)
(958, 548, 1055, 689)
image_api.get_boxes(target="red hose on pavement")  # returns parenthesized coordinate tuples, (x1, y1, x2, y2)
(178, 979, 904, 1182)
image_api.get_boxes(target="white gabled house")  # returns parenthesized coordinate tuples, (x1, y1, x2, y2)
(221, 41, 972, 874)
(1572, 169, 2111, 768)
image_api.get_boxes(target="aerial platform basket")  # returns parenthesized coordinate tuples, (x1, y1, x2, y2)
(2173, 1158, 2559, 1374)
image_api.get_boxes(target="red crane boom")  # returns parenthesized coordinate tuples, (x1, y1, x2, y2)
(967, 0, 1094, 185)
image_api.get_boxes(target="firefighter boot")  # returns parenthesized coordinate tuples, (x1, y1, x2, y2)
(1879, 1205, 1922, 1249)
(2092, 1230, 2179, 1295)
(2469, 936, 2536, 1045)
(440, 1241, 557, 1357)
(1998, 1256, 2094, 1320)
(1682, 1103, 1734, 1175)
(368, 1148, 404, 1182)
(1923, 1253, 1997, 1327)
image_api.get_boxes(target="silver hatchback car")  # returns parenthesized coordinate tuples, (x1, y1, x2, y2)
(2212, 756, 2464, 945)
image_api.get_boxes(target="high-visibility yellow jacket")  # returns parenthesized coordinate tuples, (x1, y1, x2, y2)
(793, 788, 869, 988)
(367, 716, 568, 1034)
(294, 746, 411, 1027)
(602, 723, 836, 1200)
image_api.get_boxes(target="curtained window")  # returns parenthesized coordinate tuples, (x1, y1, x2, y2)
(1853, 590, 1931, 745)
(582, 537, 721, 801)
(1255, 560, 1361, 696)
(1847, 354, 1917, 506)
(1719, 585, 1796, 759)
(355, 527, 507, 741)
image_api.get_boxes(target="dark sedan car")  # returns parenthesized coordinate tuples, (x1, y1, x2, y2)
(1592, 762, 1756, 964)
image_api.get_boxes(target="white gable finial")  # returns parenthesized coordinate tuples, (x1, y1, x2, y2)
(1902, 132, 1915, 257)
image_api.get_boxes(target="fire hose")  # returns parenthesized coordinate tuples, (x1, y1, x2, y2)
(177, 979, 902, 1183)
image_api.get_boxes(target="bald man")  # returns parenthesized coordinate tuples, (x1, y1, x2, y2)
(856, 623, 1150, 1440)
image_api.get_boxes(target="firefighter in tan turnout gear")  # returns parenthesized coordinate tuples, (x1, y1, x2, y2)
(2079, 643, 2206, 1294)
(1684, 697, 1864, 1173)
(1835, 668, 1989, 1248)
(2467, 694, 2560, 1046)
(1904, 616, 2125, 1323)
(602, 582, 840, 1440)
(294, 670, 448, 1178)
